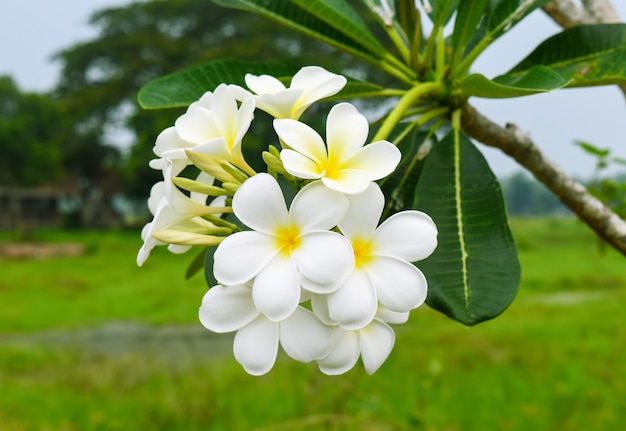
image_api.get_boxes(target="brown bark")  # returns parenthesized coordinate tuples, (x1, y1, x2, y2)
(461, 104, 626, 255)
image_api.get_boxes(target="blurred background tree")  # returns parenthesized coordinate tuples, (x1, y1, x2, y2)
(0, 76, 65, 233)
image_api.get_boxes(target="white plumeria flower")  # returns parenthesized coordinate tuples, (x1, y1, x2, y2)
(311, 182, 437, 329)
(316, 306, 407, 375)
(151, 84, 256, 175)
(213, 173, 354, 322)
(199, 283, 333, 376)
(137, 166, 227, 266)
(229, 65, 347, 119)
(275, 102, 401, 194)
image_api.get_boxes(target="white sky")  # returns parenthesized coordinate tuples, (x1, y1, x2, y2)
(1, 0, 625, 178)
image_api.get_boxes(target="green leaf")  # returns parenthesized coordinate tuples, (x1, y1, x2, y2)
(505, 24, 626, 87)
(186, 247, 208, 280)
(138, 59, 301, 109)
(456, 1, 551, 75)
(451, 0, 490, 62)
(574, 140, 610, 158)
(487, 0, 551, 39)
(460, 65, 570, 98)
(138, 57, 388, 110)
(292, 0, 387, 57)
(379, 125, 433, 219)
(414, 129, 520, 326)
(210, 0, 386, 65)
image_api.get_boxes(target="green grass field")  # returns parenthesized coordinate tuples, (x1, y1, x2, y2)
(0, 218, 624, 430)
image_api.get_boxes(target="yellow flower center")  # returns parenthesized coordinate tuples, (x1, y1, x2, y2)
(352, 237, 374, 268)
(275, 224, 302, 256)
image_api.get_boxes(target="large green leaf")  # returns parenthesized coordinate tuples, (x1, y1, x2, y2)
(458, 0, 551, 74)
(292, 0, 387, 57)
(209, 0, 386, 66)
(379, 125, 433, 219)
(138, 59, 301, 109)
(414, 129, 520, 326)
(138, 59, 388, 109)
(451, 0, 490, 63)
(505, 24, 626, 87)
(459, 65, 570, 98)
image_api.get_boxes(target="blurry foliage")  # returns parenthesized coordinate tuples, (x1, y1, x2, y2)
(0, 76, 64, 186)
(575, 140, 626, 218)
(500, 172, 567, 216)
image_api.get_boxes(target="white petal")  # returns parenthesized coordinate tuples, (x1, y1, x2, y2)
(192, 137, 232, 160)
(328, 270, 377, 330)
(167, 244, 191, 254)
(228, 84, 252, 102)
(154, 126, 191, 157)
(147, 182, 166, 214)
(273, 119, 327, 164)
(289, 181, 348, 231)
(257, 89, 303, 119)
(311, 293, 334, 325)
(345, 141, 401, 181)
(280, 149, 322, 180)
(213, 231, 278, 285)
(376, 306, 409, 324)
(232, 173, 289, 234)
(199, 284, 259, 333)
(321, 169, 371, 194)
(233, 97, 255, 146)
(245, 73, 286, 95)
(326, 103, 369, 160)
(338, 182, 384, 240)
(318, 328, 360, 375)
(280, 307, 333, 362)
(373, 211, 438, 261)
(292, 231, 354, 285)
(366, 256, 428, 312)
(359, 320, 395, 375)
(233, 315, 279, 376)
(175, 106, 219, 144)
(300, 273, 349, 295)
(291, 66, 347, 111)
(210, 84, 238, 136)
(253, 255, 300, 322)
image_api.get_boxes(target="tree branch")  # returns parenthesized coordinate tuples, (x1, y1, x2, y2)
(542, 0, 593, 27)
(582, 0, 621, 23)
(461, 104, 626, 256)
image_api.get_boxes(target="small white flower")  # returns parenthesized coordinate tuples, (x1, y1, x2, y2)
(151, 84, 255, 175)
(137, 163, 227, 266)
(230, 66, 346, 119)
(213, 173, 354, 321)
(308, 182, 437, 330)
(199, 283, 333, 376)
(275, 103, 401, 194)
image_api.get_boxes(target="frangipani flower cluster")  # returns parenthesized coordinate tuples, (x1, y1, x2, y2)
(138, 65, 438, 375)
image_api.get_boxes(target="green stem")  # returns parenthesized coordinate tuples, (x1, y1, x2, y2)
(435, 26, 446, 80)
(381, 54, 417, 84)
(372, 82, 443, 142)
(386, 23, 410, 64)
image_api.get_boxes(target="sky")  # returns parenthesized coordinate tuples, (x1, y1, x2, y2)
(1, 0, 625, 178)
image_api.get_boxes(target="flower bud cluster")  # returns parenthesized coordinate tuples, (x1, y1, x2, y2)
(139, 66, 438, 375)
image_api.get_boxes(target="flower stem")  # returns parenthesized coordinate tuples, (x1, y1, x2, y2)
(372, 82, 442, 142)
